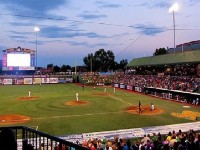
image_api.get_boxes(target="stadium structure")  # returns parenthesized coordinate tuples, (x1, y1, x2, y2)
(1, 46, 36, 75)
(0, 41, 200, 150)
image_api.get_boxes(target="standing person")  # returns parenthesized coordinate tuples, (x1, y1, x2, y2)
(150, 103, 154, 111)
(104, 87, 106, 93)
(196, 98, 199, 105)
(113, 87, 116, 94)
(28, 90, 31, 97)
(139, 101, 142, 114)
(76, 92, 79, 101)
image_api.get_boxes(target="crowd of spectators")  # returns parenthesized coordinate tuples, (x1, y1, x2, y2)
(81, 72, 200, 93)
(113, 73, 200, 93)
(79, 129, 200, 150)
(80, 72, 200, 104)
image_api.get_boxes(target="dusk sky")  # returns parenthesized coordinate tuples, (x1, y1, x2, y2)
(0, 0, 199, 67)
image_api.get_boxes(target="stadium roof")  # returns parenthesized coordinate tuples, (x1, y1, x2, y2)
(127, 50, 200, 67)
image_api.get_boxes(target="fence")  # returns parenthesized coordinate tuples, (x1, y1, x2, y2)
(0, 126, 88, 150)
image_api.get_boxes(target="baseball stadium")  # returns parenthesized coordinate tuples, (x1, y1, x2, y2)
(0, 41, 200, 150)
(0, 1, 200, 150)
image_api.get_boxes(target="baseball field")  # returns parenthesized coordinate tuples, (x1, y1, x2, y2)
(0, 83, 199, 136)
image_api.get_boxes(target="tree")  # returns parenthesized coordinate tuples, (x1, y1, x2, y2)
(83, 49, 129, 72)
(83, 53, 94, 72)
(119, 59, 128, 72)
(53, 65, 60, 72)
(47, 64, 53, 69)
(153, 48, 168, 56)
(83, 49, 115, 72)
(60, 65, 71, 72)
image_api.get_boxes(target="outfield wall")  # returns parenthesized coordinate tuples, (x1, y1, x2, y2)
(0, 76, 73, 85)
(113, 83, 200, 105)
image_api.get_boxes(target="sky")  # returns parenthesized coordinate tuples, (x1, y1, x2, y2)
(0, 0, 199, 67)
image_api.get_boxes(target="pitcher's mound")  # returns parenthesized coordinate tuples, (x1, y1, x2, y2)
(126, 105, 164, 115)
(0, 114, 30, 125)
(65, 101, 90, 106)
(17, 96, 39, 100)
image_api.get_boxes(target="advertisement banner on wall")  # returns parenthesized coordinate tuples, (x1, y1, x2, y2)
(42, 78, 50, 84)
(15, 78, 24, 85)
(120, 84, 125, 89)
(126, 85, 133, 90)
(3, 79, 12, 85)
(50, 78, 58, 83)
(33, 78, 42, 84)
(114, 83, 119, 88)
(58, 78, 66, 83)
(66, 78, 73, 83)
(24, 78, 32, 84)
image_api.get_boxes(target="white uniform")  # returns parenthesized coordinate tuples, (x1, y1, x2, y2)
(104, 87, 106, 93)
(150, 104, 154, 110)
(196, 98, 199, 105)
(76, 93, 79, 101)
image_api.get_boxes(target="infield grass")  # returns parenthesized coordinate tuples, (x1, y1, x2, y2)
(0, 84, 199, 136)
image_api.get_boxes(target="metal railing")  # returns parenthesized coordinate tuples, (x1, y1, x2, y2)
(0, 126, 88, 150)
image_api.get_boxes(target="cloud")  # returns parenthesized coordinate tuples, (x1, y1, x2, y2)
(0, 0, 69, 24)
(40, 26, 107, 39)
(0, 0, 68, 14)
(78, 11, 107, 20)
(138, 0, 171, 9)
(188, 0, 200, 5)
(131, 24, 167, 36)
(67, 41, 108, 48)
(7, 31, 33, 42)
(8, 31, 32, 35)
(95, 1, 122, 8)
(9, 22, 34, 27)
(9, 35, 27, 39)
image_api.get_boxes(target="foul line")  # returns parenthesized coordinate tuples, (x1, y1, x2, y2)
(32, 111, 125, 120)
(107, 94, 132, 106)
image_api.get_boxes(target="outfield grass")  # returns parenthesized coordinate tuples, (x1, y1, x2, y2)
(0, 84, 199, 136)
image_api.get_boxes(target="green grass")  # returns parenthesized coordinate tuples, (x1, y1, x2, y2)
(0, 84, 198, 136)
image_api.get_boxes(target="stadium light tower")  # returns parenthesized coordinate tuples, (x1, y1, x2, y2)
(34, 26, 40, 73)
(169, 3, 179, 53)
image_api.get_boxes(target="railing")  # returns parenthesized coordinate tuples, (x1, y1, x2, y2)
(0, 126, 88, 150)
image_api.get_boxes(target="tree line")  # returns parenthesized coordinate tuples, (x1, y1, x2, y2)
(43, 47, 167, 73)
(46, 48, 128, 73)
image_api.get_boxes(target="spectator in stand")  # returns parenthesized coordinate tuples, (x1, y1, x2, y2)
(141, 134, 151, 145)
(166, 132, 172, 142)
(169, 135, 177, 148)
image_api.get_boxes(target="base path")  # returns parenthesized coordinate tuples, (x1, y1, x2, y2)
(126, 105, 164, 115)
(0, 114, 30, 125)
(17, 96, 39, 101)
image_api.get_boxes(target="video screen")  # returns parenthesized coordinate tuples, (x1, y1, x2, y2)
(2, 53, 35, 71)
(7, 54, 30, 67)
